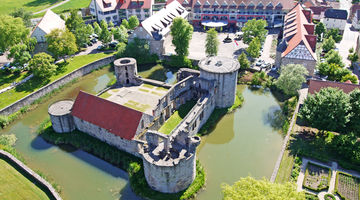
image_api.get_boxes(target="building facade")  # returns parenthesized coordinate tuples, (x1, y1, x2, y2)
(322, 8, 348, 33)
(30, 10, 66, 43)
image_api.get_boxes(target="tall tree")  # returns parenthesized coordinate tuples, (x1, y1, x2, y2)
(128, 15, 139, 29)
(276, 64, 308, 96)
(222, 176, 305, 200)
(0, 15, 29, 52)
(8, 44, 31, 66)
(108, 21, 114, 28)
(66, 10, 91, 48)
(315, 22, 326, 40)
(205, 28, 219, 56)
(348, 89, 360, 131)
(238, 52, 250, 70)
(325, 49, 344, 67)
(112, 25, 128, 43)
(170, 17, 193, 57)
(99, 20, 112, 45)
(322, 36, 335, 52)
(241, 19, 268, 44)
(29, 53, 57, 79)
(86, 24, 94, 35)
(121, 19, 129, 29)
(10, 8, 32, 27)
(246, 37, 261, 58)
(325, 28, 342, 43)
(25, 37, 37, 53)
(46, 28, 77, 61)
(299, 87, 351, 132)
(93, 22, 102, 35)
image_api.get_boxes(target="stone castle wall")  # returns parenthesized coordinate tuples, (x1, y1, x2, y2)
(73, 116, 143, 157)
(0, 55, 115, 116)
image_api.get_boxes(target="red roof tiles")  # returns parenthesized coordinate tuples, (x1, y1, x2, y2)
(308, 79, 360, 94)
(71, 91, 143, 140)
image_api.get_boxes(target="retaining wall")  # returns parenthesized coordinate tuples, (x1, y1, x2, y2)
(0, 150, 62, 200)
(0, 55, 115, 116)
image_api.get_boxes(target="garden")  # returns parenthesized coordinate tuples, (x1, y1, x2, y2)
(303, 163, 331, 192)
(336, 172, 360, 200)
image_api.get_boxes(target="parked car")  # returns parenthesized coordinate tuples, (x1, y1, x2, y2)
(109, 41, 118, 48)
(91, 38, 98, 43)
(87, 41, 93, 46)
(0, 51, 3, 56)
(255, 61, 262, 66)
(127, 30, 134, 35)
(82, 43, 88, 48)
(97, 45, 104, 50)
(91, 33, 98, 38)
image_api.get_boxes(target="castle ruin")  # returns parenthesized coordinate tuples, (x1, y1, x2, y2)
(48, 56, 239, 193)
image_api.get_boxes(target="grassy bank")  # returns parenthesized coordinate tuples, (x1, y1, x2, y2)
(0, 0, 62, 15)
(0, 53, 113, 110)
(158, 100, 197, 135)
(38, 119, 206, 200)
(198, 91, 244, 136)
(33, 0, 91, 18)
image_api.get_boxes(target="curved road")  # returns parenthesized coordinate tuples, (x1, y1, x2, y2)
(33, 0, 70, 15)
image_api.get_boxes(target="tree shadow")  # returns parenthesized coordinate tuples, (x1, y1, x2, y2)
(233, 48, 247, 57)
(263, 106, 286, 133)
(15, 76, 50, 93)
(24, 0, 60, 7)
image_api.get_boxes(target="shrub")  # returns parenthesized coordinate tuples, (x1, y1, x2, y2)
(324, 193, 335, 200)
(165, 55, 193, 68)
(0, 115, 9, 128)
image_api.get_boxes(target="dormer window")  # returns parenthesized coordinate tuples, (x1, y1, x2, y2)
(222, 1, 228, 7)
(266, 2, 273, 9)
(204, 0, 210, 6)
(195, 0, 201, 6)
(183, 0, 189, 4)
(257, 2, 263, 9)
(213, 1, 219, 6)
(275, 2, 282, 9)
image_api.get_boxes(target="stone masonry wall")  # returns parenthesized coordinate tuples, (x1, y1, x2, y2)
(73, 115, 142, 157)
(142, 152, 197, 193)
(0, 55, 115, 116)
(281, 57, 316, 76)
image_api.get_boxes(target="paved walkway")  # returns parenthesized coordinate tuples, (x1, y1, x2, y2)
(259, 34, 275, 64)
(33, 0, 70, 15)
(335, 23, 358, 68)
(296, 157, 360, 200)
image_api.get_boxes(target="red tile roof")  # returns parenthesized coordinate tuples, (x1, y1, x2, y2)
(118, 0, 152, 9)
(71, 91, 143, 140)
(308, 79, 360, 94)
(350, 3, 360, 20)
(281, 3, 317, 60)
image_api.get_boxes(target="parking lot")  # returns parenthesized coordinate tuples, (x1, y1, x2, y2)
(165, 31, 248, 60)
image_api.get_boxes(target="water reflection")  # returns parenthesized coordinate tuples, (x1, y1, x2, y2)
(201, 114, 235, 145)
(263, 105, 286, 133)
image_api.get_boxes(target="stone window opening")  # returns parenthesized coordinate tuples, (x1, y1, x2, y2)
(125, 66, 128, 71)
(200, 111, 204, 120)
(126, 72, 129, 78)
(141, 120, 144, 129)
(126, 79, 129, 84)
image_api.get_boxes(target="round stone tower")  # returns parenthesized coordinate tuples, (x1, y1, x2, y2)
(114, 57, 138, 86)
(142, 135, 201, 193)
(48, 100, 75, 133)
(199, 56, 240, 108)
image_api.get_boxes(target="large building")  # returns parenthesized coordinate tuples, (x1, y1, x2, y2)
(322, 8, 348, 33)
(30, 10, 65, 43)
(129, 0, 189, 56)
(48, 56, 239, 193)
(275, 3, 317, 76)
(89, 0, 152, 22)
(166, 0, 295, 29)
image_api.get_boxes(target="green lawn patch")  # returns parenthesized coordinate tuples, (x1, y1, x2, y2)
(139, 88, 149, 93)
(0, 0, 61, 15)
(275, 150, 295, 184)
(142, 84, 155, 89)
(99, 91, 111, 99)
(33, 0, 91, 18)
(124, 100, 151, 113)
(0, 53, 113, 110)
(0, 159, 50, 200)
(155, 87, 168, 92)
(0, 72, 30, 90)
(138, 64, 167, 82)
(38, 119, 206, 200)
(151, 91, 162, 96)
(158, 100, 196, 135)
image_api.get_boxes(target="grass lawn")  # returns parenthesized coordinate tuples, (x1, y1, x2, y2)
(0, 52, 113, 110)
(0, 0, 61, 15)
(275, 149, 294, 184)
(158, 100, 196, 135)
(123, 100, 151, 113)
(0, 72, 30, 90)
(33, 0, 91, 18)
(0, 159, 49, 200)
(138, 64, 167, 82)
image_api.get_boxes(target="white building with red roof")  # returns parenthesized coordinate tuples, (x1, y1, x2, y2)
(89, 0, 152, 23)
(30, 10, 65, 43)
(275, 3, 317, 76)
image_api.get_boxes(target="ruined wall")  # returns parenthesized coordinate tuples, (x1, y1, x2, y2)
(176, 68, 200, 81)
(73, 116, 143, 157)
(114, 58, 142, 86)
(280, 57, 316, 76)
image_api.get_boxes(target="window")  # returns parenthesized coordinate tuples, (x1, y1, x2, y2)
(141, 120, 144, 128)
(200, 111, 204, 120)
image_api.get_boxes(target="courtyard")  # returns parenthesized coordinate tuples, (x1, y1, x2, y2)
(99, 83, 168, 115)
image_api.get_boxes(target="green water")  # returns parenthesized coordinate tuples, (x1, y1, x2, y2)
(196, 85, 284, 200)
(1, 65, 284, 200)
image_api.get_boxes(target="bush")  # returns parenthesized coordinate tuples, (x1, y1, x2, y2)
(121, 38, 159, 65)
(0, 115, 9, 128)
(165, 55, 193, 68)
(324, 194, 335, 200)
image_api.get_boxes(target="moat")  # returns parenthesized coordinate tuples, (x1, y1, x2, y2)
(0, 67, 284, 199)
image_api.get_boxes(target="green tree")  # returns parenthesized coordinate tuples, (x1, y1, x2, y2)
(122, 38, 158, 64)
(93, 22, 102, 35)
(315, 22, 326, 40)
(170, 17, 193, 57)
(222, 176, 305, 200)
(299, 87, 351, 132)
(325, 49, 344, 67)
(121, 19, 129, 29)
(115, 42, 126, 57)
(246, 37, 261, 58)
(86, 24, 94, 35)
(46, 28, 77, 61)
(99, 20, 112, 45)
(8, 44, 31, 66)
(66, 10, 91, 48)
(325, 28, 342, 43)
(241, 19, 268, 44)
(238, 52, 250, 70)
(128, 16, 139, 29)
(0, 15, 29, 51)
(108, 21, 114, 28)
(29, 53, 57, 79)
(276, 64, 308, 96)
(341, 73, 358, 84)
(112, 25, 128, 43)
(349, 47, 354, 54)
(322, 36, 335, 52)
(25, 37, 37, 53)
(10, 8, 32, 27)
(205, 28, 219, 56)
(348, 89, 360, 131)
(348, 52, 359, 64)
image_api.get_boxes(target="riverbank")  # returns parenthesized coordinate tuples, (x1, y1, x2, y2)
(38, 119, 206, 200)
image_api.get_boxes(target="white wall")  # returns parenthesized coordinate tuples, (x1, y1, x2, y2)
(322, 18, 346, 31)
